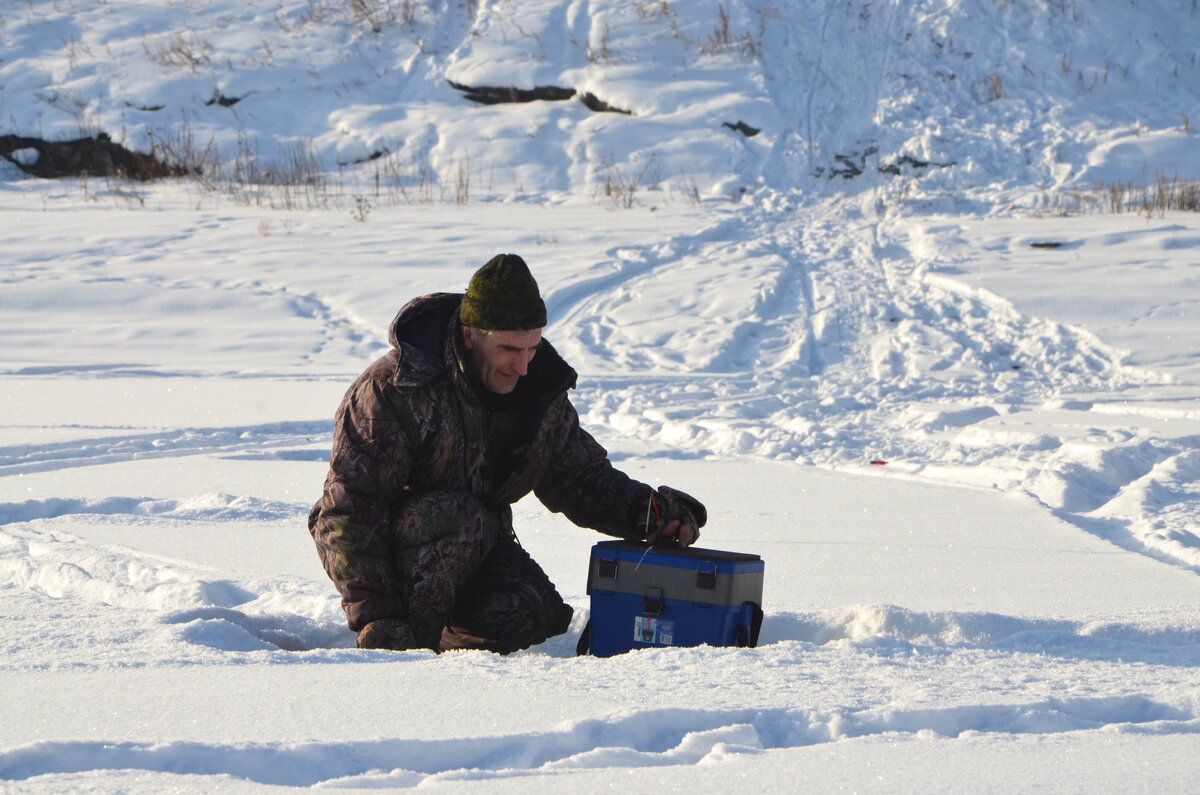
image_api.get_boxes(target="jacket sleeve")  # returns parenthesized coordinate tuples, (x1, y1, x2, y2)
(308, 368, 416, 631)
(533, 396, 652, 539)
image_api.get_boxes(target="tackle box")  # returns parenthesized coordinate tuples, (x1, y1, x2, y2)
(578, 540, 764, 657)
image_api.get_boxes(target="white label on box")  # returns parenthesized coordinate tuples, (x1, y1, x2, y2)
(634, 616, 675, 645)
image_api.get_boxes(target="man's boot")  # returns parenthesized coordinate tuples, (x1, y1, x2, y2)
(356, 618, 420, 651)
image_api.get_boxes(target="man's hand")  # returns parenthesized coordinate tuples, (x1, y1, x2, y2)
(658, 518, 700, 548)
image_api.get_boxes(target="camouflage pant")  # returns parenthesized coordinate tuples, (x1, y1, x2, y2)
(394, 491, 573, 653)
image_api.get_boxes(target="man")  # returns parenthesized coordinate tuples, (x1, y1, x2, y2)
(309, 253, 706, 653)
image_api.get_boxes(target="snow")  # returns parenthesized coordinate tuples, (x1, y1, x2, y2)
(2, 0, 1200, 791)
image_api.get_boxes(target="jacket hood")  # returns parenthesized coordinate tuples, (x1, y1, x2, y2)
(388, 292, 461, 352)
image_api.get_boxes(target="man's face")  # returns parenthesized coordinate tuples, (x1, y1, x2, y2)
(462, 326, 543, 394)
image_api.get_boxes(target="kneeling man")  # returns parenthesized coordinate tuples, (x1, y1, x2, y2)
(309, 254, 705, 653)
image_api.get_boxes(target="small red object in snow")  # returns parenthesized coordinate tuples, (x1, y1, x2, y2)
(870, 459, 888, 465)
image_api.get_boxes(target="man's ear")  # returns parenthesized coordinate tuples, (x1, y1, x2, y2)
(461, 325, 477, 351)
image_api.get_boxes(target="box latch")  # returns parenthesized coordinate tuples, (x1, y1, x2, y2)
(598, 559, 618, 580)
(642, 587, 664, 615)
(696, 561, 717, 590)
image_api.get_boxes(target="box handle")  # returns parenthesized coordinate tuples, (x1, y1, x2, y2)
(598, 559, 618, 580)
(736, 602, 764, 648)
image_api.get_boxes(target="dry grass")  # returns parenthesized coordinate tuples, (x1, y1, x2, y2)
(1058, 173, 1200, 216)
(634, 0, 762, 60)
(597, 154, 660, 209)
(147, 32, 214, 73)
(986, 73, 1004, 102)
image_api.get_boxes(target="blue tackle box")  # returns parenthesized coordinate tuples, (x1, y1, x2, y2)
(577, 540, 764, 657)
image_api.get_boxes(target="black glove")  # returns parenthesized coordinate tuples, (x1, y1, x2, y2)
(631, 485, 707, 547)
(655, 485, 707, 529)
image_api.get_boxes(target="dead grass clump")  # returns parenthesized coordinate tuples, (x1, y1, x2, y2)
(1103, 173, 1200, 215)
(148, 33, 214, 73)
(1061, 173, 1200, 216)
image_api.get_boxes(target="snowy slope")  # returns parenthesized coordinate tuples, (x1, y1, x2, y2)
(4, 0, 1198, 202)
(2, 0, 1200, 792)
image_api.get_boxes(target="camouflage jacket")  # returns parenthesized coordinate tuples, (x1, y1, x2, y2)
(308, 292, 650, 630)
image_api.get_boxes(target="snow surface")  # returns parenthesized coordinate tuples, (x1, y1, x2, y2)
(2, 0, 1200, 792)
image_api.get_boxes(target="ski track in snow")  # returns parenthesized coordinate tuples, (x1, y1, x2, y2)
(550, 200, 1200, 575)
(0, 258, 387, 377)
(0, 509, 352, 660)
(0, 421, 331, 476)
(4, 499, 1200, 775)
(5, 504, 1200, 667)
(1, 696, 1196, 787)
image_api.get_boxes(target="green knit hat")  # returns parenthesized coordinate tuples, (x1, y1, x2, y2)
(460, 254, 547, 330)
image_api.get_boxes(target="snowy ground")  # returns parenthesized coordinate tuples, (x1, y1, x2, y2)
(2, 189, 1199, 792)
(3, 0, 1200, 792)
